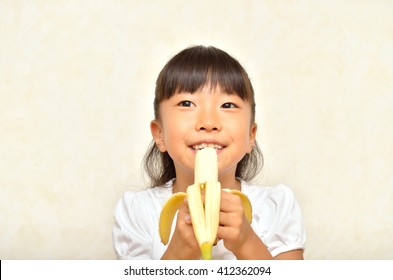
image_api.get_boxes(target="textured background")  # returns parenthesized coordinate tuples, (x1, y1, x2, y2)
(1, 0, 392, 259)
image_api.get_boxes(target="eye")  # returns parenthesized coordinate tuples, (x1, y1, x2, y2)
(177, 100, 194, 107)
(221, 102, 238, 109)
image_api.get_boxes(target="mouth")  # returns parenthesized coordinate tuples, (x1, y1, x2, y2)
(191, 143, 224, 151)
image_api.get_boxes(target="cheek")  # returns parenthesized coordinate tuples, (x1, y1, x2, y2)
(232, 119, 252, 137)
(161, 117, 188, 141)
(239, 124, 255, 147)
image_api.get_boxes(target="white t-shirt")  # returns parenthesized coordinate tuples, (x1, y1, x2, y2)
(112, 179, 306, 259)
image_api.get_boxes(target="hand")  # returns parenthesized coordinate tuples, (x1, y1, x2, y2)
(217, 190, 253, 253)
(161, 199, 201, 260)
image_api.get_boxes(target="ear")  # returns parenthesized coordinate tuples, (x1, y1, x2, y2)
(247, 122, 257, 153)
(150, 120, 167, 152)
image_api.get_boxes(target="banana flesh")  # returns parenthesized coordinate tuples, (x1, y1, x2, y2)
(158, 147, 253, 259)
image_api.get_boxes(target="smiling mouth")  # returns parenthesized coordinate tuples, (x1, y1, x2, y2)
(192, 143, 223, 151)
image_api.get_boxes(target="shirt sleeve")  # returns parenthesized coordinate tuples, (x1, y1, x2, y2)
(259, 185, 306, 257)
(112, 191, 154, 259)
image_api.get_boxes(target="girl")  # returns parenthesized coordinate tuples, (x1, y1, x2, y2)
(113, 45, 306, 259)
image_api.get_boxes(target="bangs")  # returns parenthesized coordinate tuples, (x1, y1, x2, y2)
(154, 46, 254, 118)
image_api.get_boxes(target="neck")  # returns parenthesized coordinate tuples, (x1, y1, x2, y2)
(172, 175, 241, 193)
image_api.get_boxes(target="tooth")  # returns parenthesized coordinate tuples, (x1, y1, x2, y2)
(193, 143, 223, 150)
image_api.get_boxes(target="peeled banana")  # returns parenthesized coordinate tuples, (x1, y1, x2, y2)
(159, 147, 253, 260)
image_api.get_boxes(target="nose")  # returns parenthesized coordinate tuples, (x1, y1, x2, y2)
(195, 110, 222, 132)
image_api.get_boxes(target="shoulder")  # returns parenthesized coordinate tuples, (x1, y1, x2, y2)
(241, 181, 306, 256)
(114, 180, 174, 216)
(240, 180, 303, 224)
(241, 181, 297, 205)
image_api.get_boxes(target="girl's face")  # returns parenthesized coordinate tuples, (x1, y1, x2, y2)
(151, 85, 257, 189)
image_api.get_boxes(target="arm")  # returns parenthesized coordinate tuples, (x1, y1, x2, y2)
(275, 249, 304, 260)
(113, 192, 154, 259)
(218, 190, 304, 260)
(229, 226, 303, 260)
(218, 191, 272, 259)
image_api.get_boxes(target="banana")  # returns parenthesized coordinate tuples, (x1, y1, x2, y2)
(158, 147, 253, 260)
(159, 192, 187, 245)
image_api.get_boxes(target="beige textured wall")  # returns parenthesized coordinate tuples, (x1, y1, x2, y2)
(1, 0, 392, 259)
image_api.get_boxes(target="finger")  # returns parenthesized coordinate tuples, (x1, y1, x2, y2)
(179, 198, 189, 213)
(184, 214, 192, 224)
(172, 200, 199, 247)
(219, 210, 243, 227)
(177, 199, 192, 224)
(220, 191, 243, 213)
